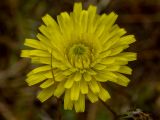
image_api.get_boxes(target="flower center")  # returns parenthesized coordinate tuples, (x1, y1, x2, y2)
(72, 44, 88, 56)
(68, 43, 91, 69)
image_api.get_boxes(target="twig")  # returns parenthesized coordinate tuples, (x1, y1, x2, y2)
(87, 102, 98, 120)
(50, 50, 55, 81)
(56, 99, 62, 120)
(0, 101, 18, 120)
(0, 59, 30, 82)
(50, 52, 61, 120)
(100, 100, 119, 120)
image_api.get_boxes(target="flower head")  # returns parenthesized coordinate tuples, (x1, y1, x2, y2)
(21, 3, 136, 112)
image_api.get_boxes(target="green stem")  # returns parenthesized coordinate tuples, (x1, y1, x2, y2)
(100, 100, 119, 120)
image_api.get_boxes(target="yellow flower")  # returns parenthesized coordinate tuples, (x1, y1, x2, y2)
(21, 3, 136, 112)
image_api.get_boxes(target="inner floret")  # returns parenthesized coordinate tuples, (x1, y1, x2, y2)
(68, 43, 91, 69)
(70, 43, 89, 56)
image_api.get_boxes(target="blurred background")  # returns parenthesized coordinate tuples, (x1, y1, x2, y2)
(0, 0, 160, 120)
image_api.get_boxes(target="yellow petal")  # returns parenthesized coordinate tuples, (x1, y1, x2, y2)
(119, 35, 136, 45)
(87, 68, 97, 75)
(109, 25, 126, 36)
(54, 72, 66, 81)
(88, 80, 100, 93)
(93, 63, 106, 70)
(117, 52, 137, 61)
(41, 71, 53, 79)
(103, 70, 117, 78)
(32, 57, 67, 70)
(87, 90, 98, 103)
(83, 72, 92, 81)
(82, 57, 90, 68)
(74, 94, 85, 112)
(71, 82, 80, 101)
(40, 79, 54, 88)
(98, 85, 110, 101)
(103, 36, 120, 51)
(98, 21, 125, 42)
(80, 10, 88, 33)
(37, 85, 55, 102)
(80, 80, 88, 94)
(64, 75, 74, 89)
(72, 3, 83, 35)
(105, 12, 118, 30)
(74, 57, 83, 69)
(109, 45, 129, 56)
(21, 50, 30, 57)
(57, 12, 73, 40)
(38, 25, 50, 39)
(42, 14, 58, 27)
(99, 50, 111, 59)
(54, 82, 65, 98)
(27, 65, 51, 76)
(73, 2, 82, 18)
(113, 73, 130, 86)
(114, 59, 128, 66)
(94, 14, 107, 37)
(104, 65, 120, 71)
(117, 28, 126, 36)
(26, 74, 46, 86)
(36, 33, 52, 48)
(21, 50, 50, 57)
(30, 50, 50, 57)
(100, 57, 115, 65)
(94, 72, 117, 82)
(24, 39, 45, 50)
(97, 12, 118, 38)
(100, 25, 119, 44)
(52, 61, 68, 70)
(94, 21, 105, 38)
(64, 90, 73, 110)
(74, 71, 82, 81)
(118, 66, 132, 75)
(63, 68, 75, 75)
(87, 5, 97, 33)
(40, 25, 62, 48)
(51, 49, 65, 62)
